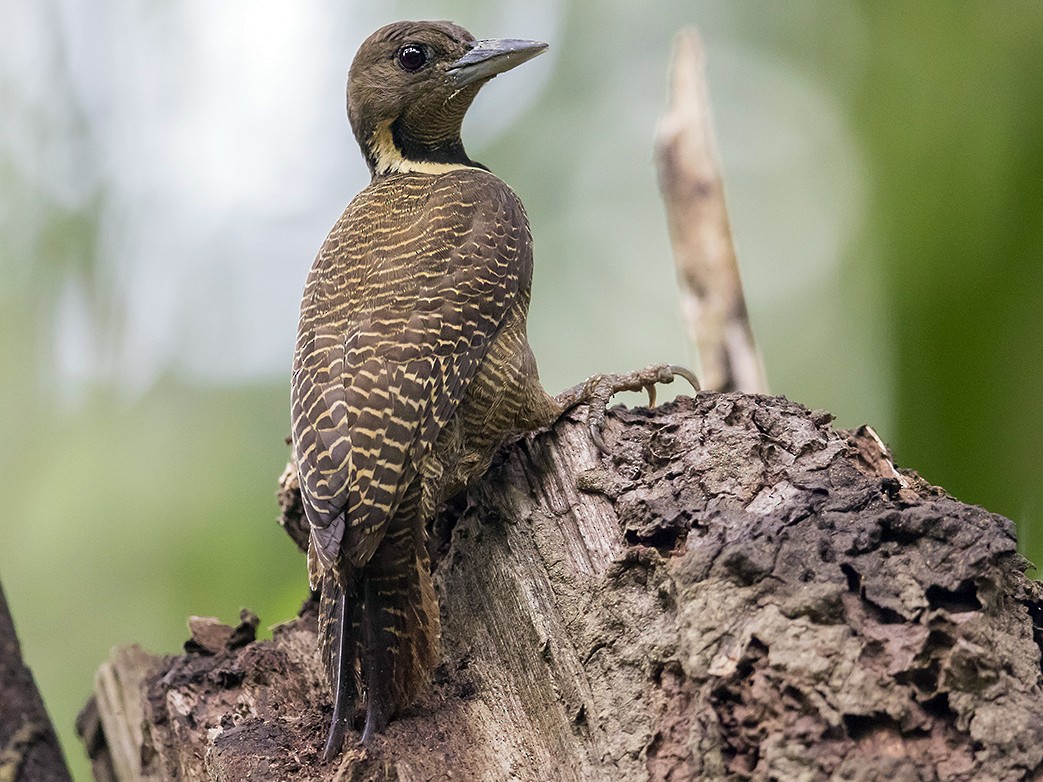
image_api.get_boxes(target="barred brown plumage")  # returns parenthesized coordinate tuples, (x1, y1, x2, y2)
(292, 19, 698, 761)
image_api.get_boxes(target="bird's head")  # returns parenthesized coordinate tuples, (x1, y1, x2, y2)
(346, 20, 547, 177)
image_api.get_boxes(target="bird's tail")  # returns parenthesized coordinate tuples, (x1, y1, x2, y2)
(318, 505, 440, 758)
(318, 572, 361, 761)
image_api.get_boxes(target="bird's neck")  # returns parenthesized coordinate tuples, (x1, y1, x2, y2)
(364, 121, 486, 178)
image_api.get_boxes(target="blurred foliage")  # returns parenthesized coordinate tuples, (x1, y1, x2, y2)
(1, 1, 1041, 778)
(851, 2, 1043, 567)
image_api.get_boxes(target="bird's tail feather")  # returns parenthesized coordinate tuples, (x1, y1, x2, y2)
(318, 499, 439, 756)
(319, 574, 361, 761)
(361, 520, 441, 734)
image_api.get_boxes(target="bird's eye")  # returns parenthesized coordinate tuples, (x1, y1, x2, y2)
(397, 45, 427, 72)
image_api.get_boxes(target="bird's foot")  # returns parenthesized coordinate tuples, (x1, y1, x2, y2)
(554, 364, 699, 453)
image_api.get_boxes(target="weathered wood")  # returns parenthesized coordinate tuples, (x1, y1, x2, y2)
(655, 29, 767, 394)
(80, 394, 1043, 781)
(77, 646, 168, 782)
(0, 578, 73, 782)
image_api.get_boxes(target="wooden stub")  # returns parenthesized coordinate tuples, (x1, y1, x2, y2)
(87, 646, 167, 782)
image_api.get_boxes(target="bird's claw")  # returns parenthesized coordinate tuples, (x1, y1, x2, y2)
(646, 383, 658, 409)
(557, 363, 699, 455)
(666, 364, 700, 394)
(589, 419, 608, 453)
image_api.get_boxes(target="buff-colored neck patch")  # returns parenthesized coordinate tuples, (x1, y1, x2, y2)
(369, 123, 474, 176)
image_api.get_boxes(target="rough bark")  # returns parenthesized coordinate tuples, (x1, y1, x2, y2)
(79, 393, 1043, 781)
(0, 578, 73, 782)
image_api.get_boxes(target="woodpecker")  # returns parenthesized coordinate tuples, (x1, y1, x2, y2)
(291, 19, 696, 760)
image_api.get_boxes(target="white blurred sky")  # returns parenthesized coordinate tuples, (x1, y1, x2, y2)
(2, 0, 564, 388)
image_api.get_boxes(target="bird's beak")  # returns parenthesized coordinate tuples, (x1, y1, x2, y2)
(446, 39, 548, 88)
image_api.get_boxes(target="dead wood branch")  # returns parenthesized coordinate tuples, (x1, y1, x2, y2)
(655, 29, 768, 394)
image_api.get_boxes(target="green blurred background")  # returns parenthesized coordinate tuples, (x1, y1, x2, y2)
(2, 1, 1041, 778)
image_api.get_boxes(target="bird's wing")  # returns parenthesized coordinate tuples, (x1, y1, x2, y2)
(291, 170, 531, 576)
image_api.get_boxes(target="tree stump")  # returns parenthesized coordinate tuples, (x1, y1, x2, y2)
(78, 393, 1043, 781)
